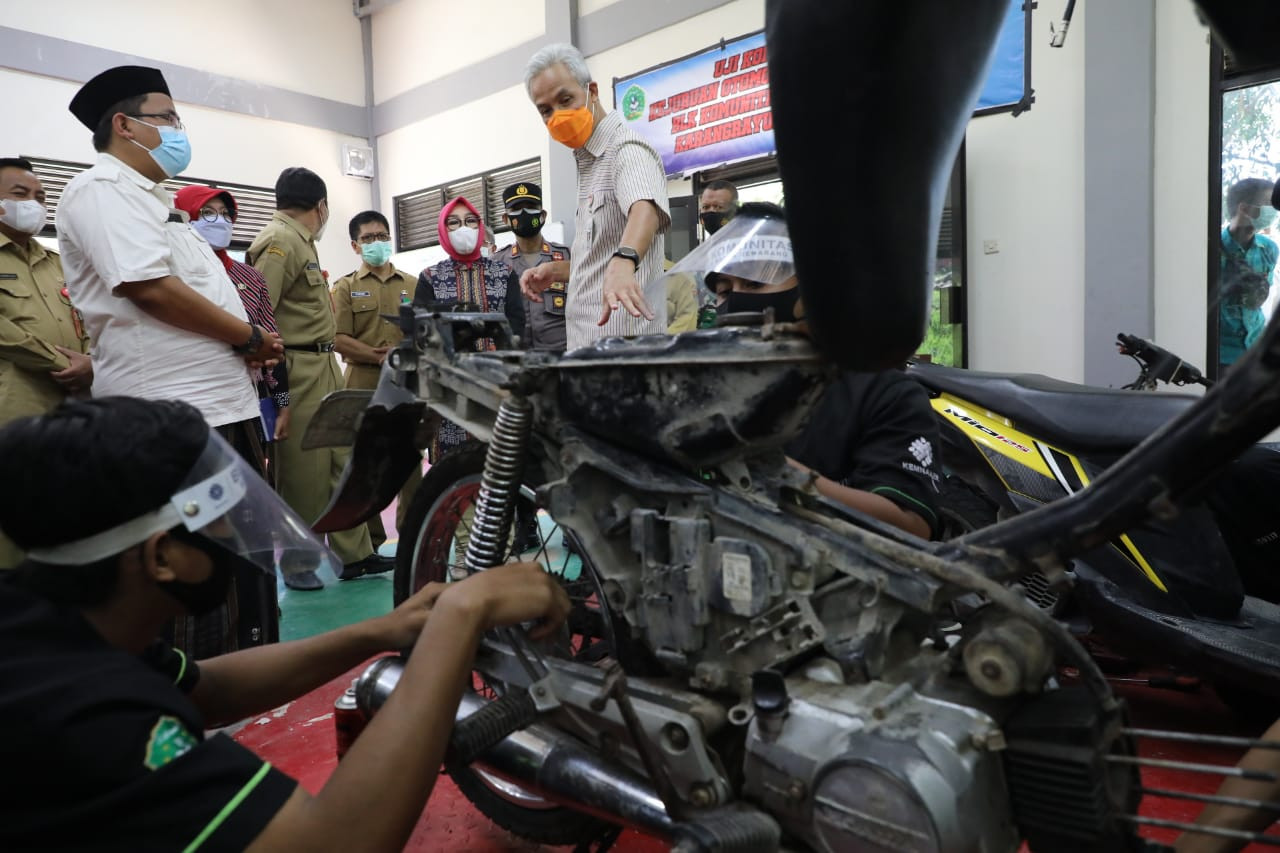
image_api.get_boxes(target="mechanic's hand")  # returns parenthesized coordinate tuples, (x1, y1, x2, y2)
(376, 581, 449, 648)
(273, 405, 291, 441)
(438, 562, 571, 640)
(598, 260, 655, 326)
(50, 346, 93, 394)
(520, 265, 555, 302)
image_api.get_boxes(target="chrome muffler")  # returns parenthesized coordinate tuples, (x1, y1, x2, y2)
(354, 656, 674, 837)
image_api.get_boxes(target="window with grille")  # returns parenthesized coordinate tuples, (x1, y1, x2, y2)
(394, 158, 541, 252)
(22, 156, 275, 249)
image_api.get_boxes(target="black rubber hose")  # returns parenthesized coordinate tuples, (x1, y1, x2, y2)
(447, 690, 539, 767)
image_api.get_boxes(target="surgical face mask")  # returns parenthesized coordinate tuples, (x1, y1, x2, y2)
(313, 202, 329, 241)
(192, 215, 233, 250)
(449, 225, 479, 255)
(717, 288, 800, 322)
(126, 117, 192, 178)
(508, 209, 543, 238)
(155, 534, 236, 617)
(361, 239, 393, 267)
(0, 198, 46, 234)
(1251, 204, 1278, 232)
(547, 103, 595, 149)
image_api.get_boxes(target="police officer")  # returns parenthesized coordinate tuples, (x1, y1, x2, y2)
(499, 182, 571, 352)
(0, 157, 92, 568)
(332, 210, 422, 546)
(247, 169, 391, 582)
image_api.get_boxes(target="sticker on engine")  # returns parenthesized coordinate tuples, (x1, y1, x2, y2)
(721, 552, 754, 602)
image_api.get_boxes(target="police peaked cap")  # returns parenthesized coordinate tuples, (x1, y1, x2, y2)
(69, 65, 171, 130)
(503, 182, 542, 207)
(275, 167, 328, 208)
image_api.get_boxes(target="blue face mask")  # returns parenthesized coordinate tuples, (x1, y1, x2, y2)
(192, 215, 233, 250)
(360, 239, 393, 267)
(126, 117, 193, 178)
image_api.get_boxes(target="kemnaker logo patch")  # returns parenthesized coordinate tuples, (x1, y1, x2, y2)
(909, 436, 933, 468)
(144, 715, 197, 770)
(622, 85, 646, 121)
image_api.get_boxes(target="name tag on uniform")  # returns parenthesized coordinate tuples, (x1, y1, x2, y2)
(306, 261, 320, 271)
(0, 273, 17, 280)
(352, 290, 371, 297)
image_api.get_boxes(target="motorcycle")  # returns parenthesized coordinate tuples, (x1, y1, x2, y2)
(911, 334, 1280, 713)
(301, 1, 1280, 849)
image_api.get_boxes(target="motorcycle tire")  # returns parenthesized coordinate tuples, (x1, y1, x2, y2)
(394, 441, 615, 846)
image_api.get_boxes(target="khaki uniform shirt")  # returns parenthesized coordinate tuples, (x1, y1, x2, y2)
(498, 241, 571, 352)
(0, 234, 89, 424)
(665, 274, 699, 334)
(246, 212, 334, 345)
(332, 263, 416, 388)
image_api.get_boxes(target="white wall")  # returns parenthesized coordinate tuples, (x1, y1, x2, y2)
(371, 0, 544, 102)
(4, 68, 374, 276)
(1153, 2, 1212, 364)
(4, 0, 365, 105)
(964, 6, 1087, 379)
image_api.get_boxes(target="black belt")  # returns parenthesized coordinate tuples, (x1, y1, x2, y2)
(284, 341, 335, 353)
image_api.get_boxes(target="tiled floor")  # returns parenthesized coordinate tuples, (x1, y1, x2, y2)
(236, 504, 1280, 851)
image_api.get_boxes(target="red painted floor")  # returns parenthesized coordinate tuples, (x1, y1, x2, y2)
(232, 659, 1280, 852)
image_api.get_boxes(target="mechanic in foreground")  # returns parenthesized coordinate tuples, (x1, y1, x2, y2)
(0, 396, 569, 852)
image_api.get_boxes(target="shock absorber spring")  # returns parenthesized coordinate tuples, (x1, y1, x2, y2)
(464, 394, 533, 572)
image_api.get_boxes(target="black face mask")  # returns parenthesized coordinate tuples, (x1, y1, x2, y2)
(716, 288, 800, 322)
(508, 210, 543, 239)
(700, 210, 733, 236)
(155, 535, 237, 617)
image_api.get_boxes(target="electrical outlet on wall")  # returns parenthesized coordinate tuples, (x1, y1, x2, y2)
(982, 239, 999, 255)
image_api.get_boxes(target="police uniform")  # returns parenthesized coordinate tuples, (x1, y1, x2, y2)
(0, 233, 90, 567)
(499, 183, 571, 352)
(247, 210, 373, 567)
(787, 370, 944, 538)
(0, 582, 296, 850)
(331, 262, 422, 540)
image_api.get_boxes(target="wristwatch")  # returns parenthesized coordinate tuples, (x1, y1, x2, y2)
(611, 246, 640, 269)
(232, 324, 263, 355)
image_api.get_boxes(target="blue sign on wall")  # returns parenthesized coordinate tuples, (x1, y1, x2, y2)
(613, 2, 1031, 177)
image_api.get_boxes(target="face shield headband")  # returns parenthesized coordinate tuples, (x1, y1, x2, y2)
(658, 213, 795, 306)
(24, 430, 336, 575)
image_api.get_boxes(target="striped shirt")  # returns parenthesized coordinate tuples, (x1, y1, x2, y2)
(224, 257, 289, 407)
(568, 110, 670, 350)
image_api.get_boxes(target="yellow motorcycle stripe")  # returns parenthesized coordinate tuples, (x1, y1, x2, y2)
(930, 395, 1055, 478)
(1066, 455, 1170, 593)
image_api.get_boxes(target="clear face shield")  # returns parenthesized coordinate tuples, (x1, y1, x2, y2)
(25, 430, 336, 575)
(658, 211, 796, 308)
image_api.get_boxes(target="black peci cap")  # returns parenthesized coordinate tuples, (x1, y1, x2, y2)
(503, 182, 542, 208)
(275, 167, 328, 208)
(69, 65, 171, 130)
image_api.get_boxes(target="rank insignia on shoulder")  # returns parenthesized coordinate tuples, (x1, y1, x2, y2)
(266, 246, 287, 258)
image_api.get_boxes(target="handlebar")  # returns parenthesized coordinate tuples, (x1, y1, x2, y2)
(1116, 333, 1211, 388)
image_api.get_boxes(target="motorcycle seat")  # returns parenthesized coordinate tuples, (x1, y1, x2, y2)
(909, 362, 1199, 453)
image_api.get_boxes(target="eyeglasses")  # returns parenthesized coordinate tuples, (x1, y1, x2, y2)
(129, 112, 185, 131)
(445, 215, 481, 230)
(197, 207, 233, 222)
(357, 232, 392, 244)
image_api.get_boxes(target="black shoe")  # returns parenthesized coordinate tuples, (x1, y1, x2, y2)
(283, 569, 324, 591)
(340, 553, 395, 581)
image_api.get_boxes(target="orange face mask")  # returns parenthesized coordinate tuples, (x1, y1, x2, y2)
(547, 103, 595, 149)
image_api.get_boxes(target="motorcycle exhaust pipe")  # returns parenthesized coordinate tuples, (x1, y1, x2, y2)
(354, 656, 675, 838)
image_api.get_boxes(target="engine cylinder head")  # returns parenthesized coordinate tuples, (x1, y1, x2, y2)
(963, 616, 1052, 697)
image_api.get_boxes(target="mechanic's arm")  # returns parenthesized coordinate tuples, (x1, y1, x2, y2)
(798, 465, 932, 539)
(190, 583, 440, 726)
(117, 275, 281, 363)
(1175, 716, 1280, 853)
(245, 563, 570, 853)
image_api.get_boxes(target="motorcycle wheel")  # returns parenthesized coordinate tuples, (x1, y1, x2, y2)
(395, 441, 615, 846)
(937, 477, 1064, 613)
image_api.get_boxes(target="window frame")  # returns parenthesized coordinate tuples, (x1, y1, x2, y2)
(393, 158, 541, 252)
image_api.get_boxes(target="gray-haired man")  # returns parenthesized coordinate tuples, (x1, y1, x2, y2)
(520, 43, 669, 350)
